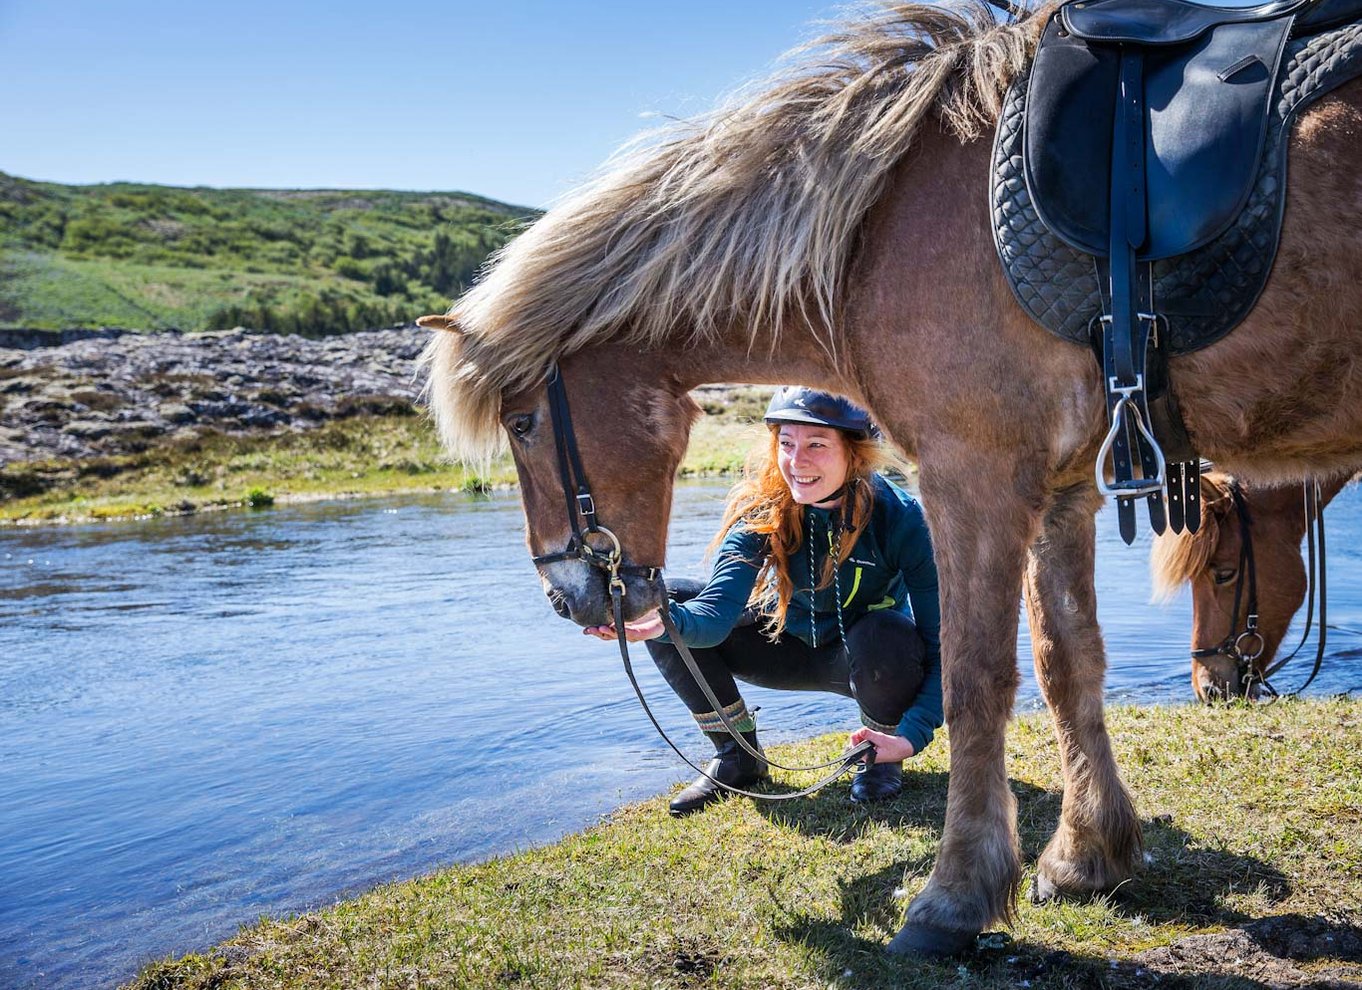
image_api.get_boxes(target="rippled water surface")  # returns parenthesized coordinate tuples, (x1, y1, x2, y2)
(3, 483, 1360, 989)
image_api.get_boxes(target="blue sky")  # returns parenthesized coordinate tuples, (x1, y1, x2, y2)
(0, 1, 838, 209)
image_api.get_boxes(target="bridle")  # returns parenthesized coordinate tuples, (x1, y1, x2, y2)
(1190, 482, 1263, 686)
(528, 365, 661, 594)
(1189, 478, 1327, 699)
(529, 365, 876, 799)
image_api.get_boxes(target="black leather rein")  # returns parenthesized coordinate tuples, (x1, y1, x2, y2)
(529, 365, 875, 799)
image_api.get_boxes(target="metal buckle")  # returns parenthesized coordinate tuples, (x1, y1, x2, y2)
(576, 492, 597, 517)
(1235, 615, 1264, 661)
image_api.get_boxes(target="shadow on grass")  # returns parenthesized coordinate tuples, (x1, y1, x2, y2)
(753, 769, 951, 838)
(737, 769, 1362, 989)
(753, 771, 1292, 925)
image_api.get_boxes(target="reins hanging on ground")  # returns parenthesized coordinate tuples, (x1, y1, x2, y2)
(536, 365, 875, 801)
(624, 603, 876, 801)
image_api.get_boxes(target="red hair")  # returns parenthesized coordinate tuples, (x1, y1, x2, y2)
(708, 427, 893, 639)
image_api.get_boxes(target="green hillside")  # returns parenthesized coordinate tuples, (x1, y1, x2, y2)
(0, 171, 536, 333)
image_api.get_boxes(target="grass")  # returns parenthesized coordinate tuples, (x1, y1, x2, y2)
(0, 251, 418, 331)
(0, 405, 767, 525)
(127, 698, 1362, 989)
(0, 170, 532, 332)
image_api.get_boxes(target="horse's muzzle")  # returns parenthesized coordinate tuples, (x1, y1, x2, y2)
(1192, 655, 1262, 703)
(547, 589, 572, 619)
(538, 561, 665, 627)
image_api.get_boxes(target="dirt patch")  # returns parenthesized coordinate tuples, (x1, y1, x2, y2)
(1135, 914, 1362, 988)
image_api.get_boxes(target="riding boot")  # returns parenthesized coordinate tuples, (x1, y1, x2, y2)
(850, 760, 903, 803)
(669, 729, 769, 817)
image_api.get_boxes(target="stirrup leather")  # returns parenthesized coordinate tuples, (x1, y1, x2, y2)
(1093, 48, 1203, 544)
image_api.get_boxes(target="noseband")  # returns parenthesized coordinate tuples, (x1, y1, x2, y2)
(530, 365, 875, 798)
(1190, 479, 1327, 698)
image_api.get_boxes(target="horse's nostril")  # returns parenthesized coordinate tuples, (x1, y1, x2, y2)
(547, 590, 571, 618)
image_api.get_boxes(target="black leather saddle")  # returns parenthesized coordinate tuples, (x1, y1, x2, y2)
(994, 0, 1362, 542)
(1027, 0, 1307, 265)
(1062, 0, 1306, 44)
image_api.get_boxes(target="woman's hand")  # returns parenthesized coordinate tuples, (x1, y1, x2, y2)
(583, 611, 666, 643)
(848, 727, 915, 764)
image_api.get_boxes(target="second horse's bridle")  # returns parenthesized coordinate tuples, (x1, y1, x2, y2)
(1189, 478, 1327, 698)
(528, 365, 876, 799)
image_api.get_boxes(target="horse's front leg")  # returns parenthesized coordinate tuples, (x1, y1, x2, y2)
(1023, 485, 1142, 902)
(890, 450, 1044, 956)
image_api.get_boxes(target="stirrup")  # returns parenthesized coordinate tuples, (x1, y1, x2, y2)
(1095, 383, 1166, 499)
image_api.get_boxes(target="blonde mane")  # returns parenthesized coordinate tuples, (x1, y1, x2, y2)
(422, 2, 1040, 460)
(1150, 475, 1233, 600)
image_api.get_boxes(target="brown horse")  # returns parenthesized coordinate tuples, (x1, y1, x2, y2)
(1152, 472, 1349, 702)
(419, 2, 1362, 956)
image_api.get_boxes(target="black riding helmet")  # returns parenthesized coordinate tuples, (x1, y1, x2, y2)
(763, 386, 874, 440)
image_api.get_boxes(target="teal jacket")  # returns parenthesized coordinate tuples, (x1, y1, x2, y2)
(663, 474, 943, 755)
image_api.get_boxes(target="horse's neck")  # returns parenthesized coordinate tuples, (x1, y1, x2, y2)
(658, 332, 859, 401)
(1319, 472, 1352, 509)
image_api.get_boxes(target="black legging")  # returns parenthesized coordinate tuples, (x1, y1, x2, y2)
(645, 578, 927, 731)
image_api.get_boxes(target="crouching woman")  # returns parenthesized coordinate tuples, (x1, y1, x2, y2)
(586, 387, 942, 816)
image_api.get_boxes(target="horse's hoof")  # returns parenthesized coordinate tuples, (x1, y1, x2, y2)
(1029, 873, 1060, 904)
(886, 921, 978, 957)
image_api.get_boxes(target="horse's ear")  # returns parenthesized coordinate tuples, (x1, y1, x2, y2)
(417, 314, 461, 333)
(1199, 473, 1235, 513)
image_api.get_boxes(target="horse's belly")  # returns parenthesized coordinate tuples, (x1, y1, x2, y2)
(1171, 80, 1362, 479)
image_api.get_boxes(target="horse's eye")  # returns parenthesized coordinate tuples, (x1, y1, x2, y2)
(508, 414, 535, 439)
(1212, 567, 1237, 585)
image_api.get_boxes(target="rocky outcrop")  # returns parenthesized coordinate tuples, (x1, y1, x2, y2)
(0, 327, 429, 465)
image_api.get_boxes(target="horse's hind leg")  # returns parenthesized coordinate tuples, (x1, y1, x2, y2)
(1024, 484, 1142, 901)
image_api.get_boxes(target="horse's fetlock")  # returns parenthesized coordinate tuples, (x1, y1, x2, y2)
(1037, 816, 1140, 897)
(912, 827, 1023, 931)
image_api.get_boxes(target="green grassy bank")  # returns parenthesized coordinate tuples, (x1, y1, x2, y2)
(131, 699, 1361, 990)
(0, 171, 532, 333)
(0, 407, 770, 525)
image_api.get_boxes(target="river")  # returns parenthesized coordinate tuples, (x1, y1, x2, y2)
(2, 482, 1360, 989)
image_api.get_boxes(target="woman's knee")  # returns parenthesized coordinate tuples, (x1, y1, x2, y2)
(848, 610, 925, 658)
(663, 575, 757, 627)
(847, 611, 927, 688)
(664, 576, 707, 604)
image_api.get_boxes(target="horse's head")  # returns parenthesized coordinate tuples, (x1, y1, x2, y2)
(498, 347, 700, 626)
(1152, 474, 1310, 702)
(422, 315, 700, 627)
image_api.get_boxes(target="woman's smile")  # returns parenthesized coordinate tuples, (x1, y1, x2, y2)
(778, 425, 850, 505)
